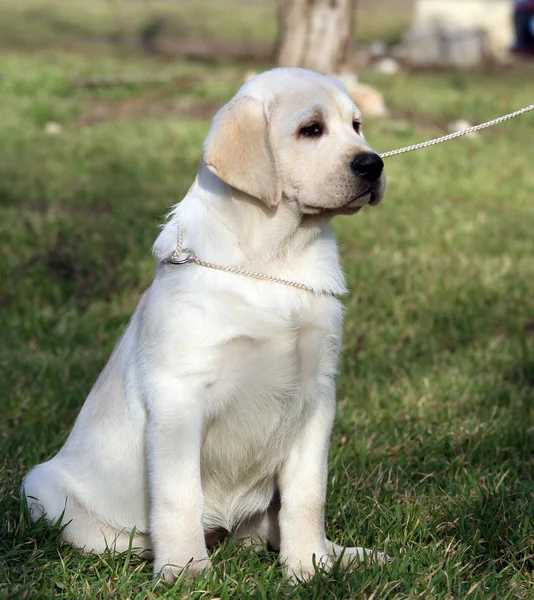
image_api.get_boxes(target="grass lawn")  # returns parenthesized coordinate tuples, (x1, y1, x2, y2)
(0, 0, 412, 51)
(1, 43, 534, 600)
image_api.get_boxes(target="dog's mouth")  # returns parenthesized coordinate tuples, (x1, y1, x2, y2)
(299, 182, 385, 216)
(302, 187, 381, 216)
(344, 187, 375, 208)
(343, 184, 385, 212)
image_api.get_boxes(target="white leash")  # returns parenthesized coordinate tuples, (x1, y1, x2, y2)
(167, 102, 534, 294)
(380, 103, 534, 158)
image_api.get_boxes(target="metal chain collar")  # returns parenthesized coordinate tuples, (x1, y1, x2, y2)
(166, 228, 335, 295)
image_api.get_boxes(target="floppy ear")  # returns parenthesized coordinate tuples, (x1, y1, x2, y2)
(204, 96, 281, 208)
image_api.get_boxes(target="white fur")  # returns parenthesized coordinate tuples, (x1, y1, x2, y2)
(22, 68, 387, 582)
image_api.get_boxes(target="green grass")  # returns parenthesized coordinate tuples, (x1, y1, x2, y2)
(0, 0, 277, 48)
(1, 47, 534, 599)
(0, 0, 412, 52)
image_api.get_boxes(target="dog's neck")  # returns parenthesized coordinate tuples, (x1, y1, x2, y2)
(154, 161, 331, 271)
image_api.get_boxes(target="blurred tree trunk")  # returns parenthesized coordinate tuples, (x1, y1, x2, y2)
(277, 0, 357, 73)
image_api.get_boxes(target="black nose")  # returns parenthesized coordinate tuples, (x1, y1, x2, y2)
(350, 152, 384, 182)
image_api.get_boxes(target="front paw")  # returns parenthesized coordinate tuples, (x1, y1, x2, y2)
(284, 552, 334, 581)
(327, 541, 392, 568)
(154, 553, 212, 583)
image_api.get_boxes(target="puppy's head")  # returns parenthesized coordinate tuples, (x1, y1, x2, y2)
(204, 68, 386, 214)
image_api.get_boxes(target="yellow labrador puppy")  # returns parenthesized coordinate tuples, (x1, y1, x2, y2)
(22, 68, 386, 582)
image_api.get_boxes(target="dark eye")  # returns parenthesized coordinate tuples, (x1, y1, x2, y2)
(299, 122, 324, 138)
(353, 121, 362, 134)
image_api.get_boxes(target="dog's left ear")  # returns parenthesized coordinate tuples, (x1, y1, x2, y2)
(204, 96, 281, 208)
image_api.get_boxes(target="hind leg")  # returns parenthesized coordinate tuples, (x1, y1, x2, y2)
(59, 498, 152, 556)
(234, 499, 281, 550)
(22, 461, 151, 556)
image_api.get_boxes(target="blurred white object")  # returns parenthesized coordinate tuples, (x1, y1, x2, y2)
(412, 0, 513, 63)
(447, 119, 479, 139)
(44, 122, 62, 135)
(374, 58, 400, 75)
(402, 25, 488, 68)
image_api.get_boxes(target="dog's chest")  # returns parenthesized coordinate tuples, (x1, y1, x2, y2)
(204, 296, 339, 410)
(199, 295, 341, 503)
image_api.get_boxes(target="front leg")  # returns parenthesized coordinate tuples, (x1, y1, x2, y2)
(278, 381, 336, 581)
(146, 378, 211, 583)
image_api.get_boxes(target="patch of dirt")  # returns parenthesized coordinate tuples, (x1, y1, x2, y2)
(389, 106, 505, 142)
(153, 36, 274, 63)
(77, 74, 229, 126)
(390, 107, 451, 134)
(79, 97, 221, 126)
(8, 202, 111, 217)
